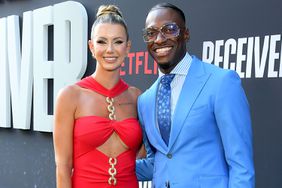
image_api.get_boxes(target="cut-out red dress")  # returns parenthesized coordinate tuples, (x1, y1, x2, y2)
(72, 76, 142, 188)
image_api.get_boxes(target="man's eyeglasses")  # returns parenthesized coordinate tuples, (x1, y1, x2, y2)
(142, 22, 182, 43)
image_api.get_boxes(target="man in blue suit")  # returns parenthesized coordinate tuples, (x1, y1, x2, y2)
(136, 3, 255, 188)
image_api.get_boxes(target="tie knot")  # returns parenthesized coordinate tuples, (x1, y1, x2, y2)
(160, 74, 175, 86)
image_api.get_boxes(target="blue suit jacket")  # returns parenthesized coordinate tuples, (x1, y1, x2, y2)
(136, 56, 255, 188)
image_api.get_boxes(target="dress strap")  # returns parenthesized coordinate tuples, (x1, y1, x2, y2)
(76, 76, 129, 98)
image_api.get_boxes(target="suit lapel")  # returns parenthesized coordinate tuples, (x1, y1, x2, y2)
(168, 57, 211, 150)
(144, 78, 167, 153)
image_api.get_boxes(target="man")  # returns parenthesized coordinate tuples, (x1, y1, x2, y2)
(136, 3, 255, 188)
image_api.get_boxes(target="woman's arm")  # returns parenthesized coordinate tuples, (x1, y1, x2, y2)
(53, 86, 77, 188)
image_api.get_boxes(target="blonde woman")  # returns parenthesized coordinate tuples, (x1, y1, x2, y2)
(53, 5, 143, 188)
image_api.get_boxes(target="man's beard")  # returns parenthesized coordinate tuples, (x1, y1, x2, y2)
(158, 62, 171, 70)
(158, 61, 177, 73)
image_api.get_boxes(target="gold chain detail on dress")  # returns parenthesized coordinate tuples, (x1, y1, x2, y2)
(108, 157, 117, 185)
(106, 97, 117, 185)
(106, 97, 116, 120)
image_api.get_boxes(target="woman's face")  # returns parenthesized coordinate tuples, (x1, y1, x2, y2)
(89, 23, 131, 72)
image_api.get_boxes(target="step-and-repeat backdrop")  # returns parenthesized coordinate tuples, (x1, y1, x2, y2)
(0, 0, 281, 187)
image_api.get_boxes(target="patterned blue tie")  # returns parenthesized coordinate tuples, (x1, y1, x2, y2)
(157, 74, 175, 145)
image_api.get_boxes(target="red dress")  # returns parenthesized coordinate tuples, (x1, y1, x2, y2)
(72, 76, 142, 188)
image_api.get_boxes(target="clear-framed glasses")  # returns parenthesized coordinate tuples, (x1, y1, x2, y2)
(142, 22, 182, 43)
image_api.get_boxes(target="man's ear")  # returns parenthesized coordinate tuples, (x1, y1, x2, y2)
(184, 28, 190, 42)
(88, 39, 95, 58)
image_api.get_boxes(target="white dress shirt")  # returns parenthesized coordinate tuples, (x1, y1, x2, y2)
(158, 52, 192, 123)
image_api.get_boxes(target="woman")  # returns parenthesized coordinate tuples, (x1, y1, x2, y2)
(53, 5, 143, 188)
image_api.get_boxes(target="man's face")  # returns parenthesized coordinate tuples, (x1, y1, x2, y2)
(144, 8, 189, 73)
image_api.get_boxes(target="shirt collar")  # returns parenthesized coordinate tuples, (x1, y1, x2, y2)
(158, 52, 192, 78)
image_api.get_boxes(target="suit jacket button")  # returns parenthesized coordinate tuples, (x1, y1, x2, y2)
(167, 153, 172, 159)
(165, 181, 170, 188)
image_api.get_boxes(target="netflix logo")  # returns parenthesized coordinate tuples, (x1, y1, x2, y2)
(121, 51, 158, 76)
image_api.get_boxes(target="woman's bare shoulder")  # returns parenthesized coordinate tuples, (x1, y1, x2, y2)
(56, 84, 82, 105)
(127, 86, 142, 98)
